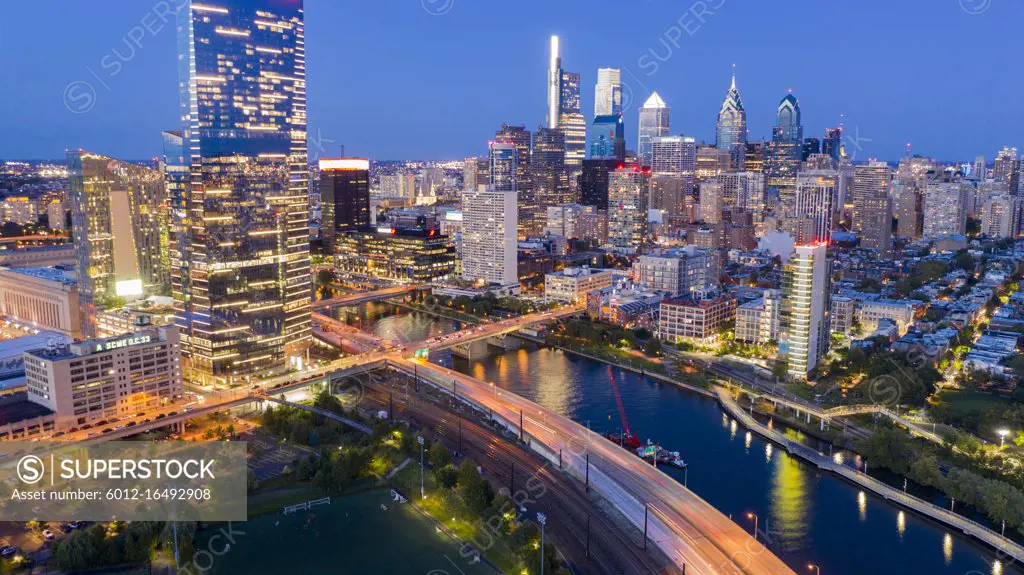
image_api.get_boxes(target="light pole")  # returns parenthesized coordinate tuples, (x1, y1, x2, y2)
(537, 512, 547, 575)
(418, 435, 426, 499)
(999, 429, 1010, 449)
(746, 512, 759, 541)
(808, 563, 820, 575)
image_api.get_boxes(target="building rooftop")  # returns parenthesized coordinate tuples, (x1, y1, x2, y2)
(1, 266, 77, 286)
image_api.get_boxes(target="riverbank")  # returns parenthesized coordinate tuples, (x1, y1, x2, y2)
(543, 336, 1024, 565)
(714, 384, 1024, 566)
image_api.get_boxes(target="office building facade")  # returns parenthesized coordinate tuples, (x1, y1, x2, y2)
(174, 0, 310, 384)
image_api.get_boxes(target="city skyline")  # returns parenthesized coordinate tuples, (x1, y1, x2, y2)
(1, 0, 1021, 162)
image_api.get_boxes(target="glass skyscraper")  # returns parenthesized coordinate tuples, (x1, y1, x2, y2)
(174, 0, 310, 385)
(588, 114, 625, 161)
(715, 72, 747, 169)
(594, 68, 622, 117)
(546, 36, 585, 168)
(637, 92, 670, 167)
(768, 93, 804, 204)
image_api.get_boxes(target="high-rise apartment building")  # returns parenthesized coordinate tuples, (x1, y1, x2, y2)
(488, 141, 517, 192)
(594, 68, 622, 116)
(792, 170, 837, 244)
(638, 92, 670, 167)
(980, 195, 1017, 238)
(780, 244, 830, 380)
(634, 246, 718, 297)
(892, 183, 922, 239)
(850, 160, 892, 232)
(461, 187, 518, 287)
(320, 159, 370, 253)
(608, 166, 650, 249)
(923, 183, 969, 238)
(68, 151, 169, 337)
(651, 135, 696, 204)
(173, 0, 310, 384)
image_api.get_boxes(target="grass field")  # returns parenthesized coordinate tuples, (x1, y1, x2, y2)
(194, 489, 495, 575)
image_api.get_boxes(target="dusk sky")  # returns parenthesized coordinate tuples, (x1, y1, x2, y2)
(1, 0, 1020, 162)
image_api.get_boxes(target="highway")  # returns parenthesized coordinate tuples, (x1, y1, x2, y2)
(362, 381, 676, 575)
(390, 357, 795, 575)
(310, 284, 424, 310)
(37, 298, 792, 574)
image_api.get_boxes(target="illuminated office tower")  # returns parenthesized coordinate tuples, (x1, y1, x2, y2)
(715, 70, 747, 169)
(547, 36, 585, 168)
(462, 157, 483, 191)
(174, 0, 309, 384)
(780, 243, 830, 380)
(533, 127, 569, 208)
(850, 160, 892, 232)
(923, 183, 969, 238)
(744, 141, 767, 174)
(607, 165, 650, 249)
(461, 187, 518, 287)
(638, 92, 670, 166)
(495, 124, 534, 235)
(896, 156, 937, 187)
(801, 138, 820, 161)
(767, 93, 804, 205)
(68, 151, 168, 337)
(588, 114, 625, 160)
(822, 127, 843, 161)
(320, 158, 370, 252)
(488, 141, 517, 192)
(793, 170, 837, 244)
(696, 146, 731, 182)
(594, 68, 622, 116)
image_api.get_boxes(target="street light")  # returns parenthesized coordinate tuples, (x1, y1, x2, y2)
(998, 429, 1010, 449)
(746, 512, 759, 541)
(418, 435, 426, 499)
(808, 563, 820, 575)
(537, 512, 547, 575)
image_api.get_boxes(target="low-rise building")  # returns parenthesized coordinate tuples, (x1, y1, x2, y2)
(545, 267, 613, 304)
(735, 289, 780, 344)
(658, 295, 736, 343)
(586, 286, 664, 330)
(22, 326, 183, 429)
(335, 226, 456, 283)
(0, 266, 82, 339)
(963, 330, 1020, 375)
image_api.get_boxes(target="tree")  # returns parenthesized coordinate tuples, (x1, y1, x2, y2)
(457, 460, 493, 513)
(428, 440, 452, 469)
(316, 269, 335, 286)
(642, 338, 662, 357)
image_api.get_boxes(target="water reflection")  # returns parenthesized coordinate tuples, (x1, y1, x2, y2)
(857, 492, 867, 522)
(745, 431, 752, 450)
(897, 511, 906, 539)
(943, 533, 953, 565)
(770, 451, 810, 551)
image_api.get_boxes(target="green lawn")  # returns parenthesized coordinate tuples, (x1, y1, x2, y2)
(194, 489, 494, 575)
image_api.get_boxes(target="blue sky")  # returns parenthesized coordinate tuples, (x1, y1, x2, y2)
(0, 0, 1020, 162)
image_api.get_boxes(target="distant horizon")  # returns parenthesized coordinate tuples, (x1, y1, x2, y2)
(2, 0, 1021, 161)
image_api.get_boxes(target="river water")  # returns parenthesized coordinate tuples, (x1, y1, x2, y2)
(347, 302, 1017, 575)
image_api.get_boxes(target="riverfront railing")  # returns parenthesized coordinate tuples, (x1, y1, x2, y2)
(716, 387, 1024, 564)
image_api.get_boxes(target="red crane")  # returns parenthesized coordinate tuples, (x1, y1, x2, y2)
(604, 366, 641, 449)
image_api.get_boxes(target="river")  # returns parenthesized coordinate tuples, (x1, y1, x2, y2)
(348, 301, 1016, 575)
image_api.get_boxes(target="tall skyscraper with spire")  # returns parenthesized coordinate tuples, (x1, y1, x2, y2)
(715, 69, 747, 169)
(173, 0, 310, 385)
(637, 92, 670, 167)
(546, 36, 585, 168)
(594, 68, 622, 117)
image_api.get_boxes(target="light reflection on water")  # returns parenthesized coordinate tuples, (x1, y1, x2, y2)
(348, 304, 1024, 575)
